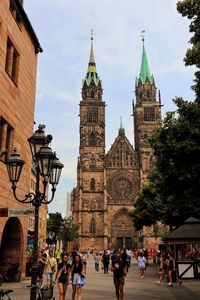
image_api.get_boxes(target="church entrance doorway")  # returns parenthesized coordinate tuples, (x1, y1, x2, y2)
(116, 237, 123, 249)
(0, 217, 23, 276)
(116, 237, 132, 249)
(111, 208, 135, 250)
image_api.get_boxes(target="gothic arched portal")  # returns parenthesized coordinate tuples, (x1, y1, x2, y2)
(110, 208, 136, 249)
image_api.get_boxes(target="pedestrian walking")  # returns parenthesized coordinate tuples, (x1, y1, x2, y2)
(94, 252, 101, 272)
(137, 252, 147, 279)
(167, 252, 176, 286)
(102, 250, 110, 274)
(71, 254, 84, 300)
(111, 250, 127, 300)
(54, 253, 71, 300)
(156, 254, 169, 284)
(81, 251, 87, 274)
(86, 248, 90, 259)
(121, 249, 129, 273)
(45, 250, 57, 286)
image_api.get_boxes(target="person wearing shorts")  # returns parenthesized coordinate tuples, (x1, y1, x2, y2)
(45, 250, 57, 286)
(111, 250, 127, 300)
(137, 251, 147, 279)
(54, 253, 71, 300)
(70, 254, 84, 300)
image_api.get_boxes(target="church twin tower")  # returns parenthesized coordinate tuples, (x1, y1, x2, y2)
(72, 35, 161, 250)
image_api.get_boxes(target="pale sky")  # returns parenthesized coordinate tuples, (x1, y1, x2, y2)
(24, 0, 195, 215)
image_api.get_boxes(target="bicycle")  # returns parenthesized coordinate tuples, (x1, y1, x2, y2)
(27, 283, 55, 300)
(0, 289, 14, 299)
(0, 273, 14, 299)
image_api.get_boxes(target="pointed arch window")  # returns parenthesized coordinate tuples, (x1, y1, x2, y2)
(91, 90, 94, 99)
(146, 89, 151, 98)
(90, 178, 96, 190)
(90, 218, 96, 235)
(89, 132, 96, 146)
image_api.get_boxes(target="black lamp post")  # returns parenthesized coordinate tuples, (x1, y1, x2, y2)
(6, 124, 64, 300)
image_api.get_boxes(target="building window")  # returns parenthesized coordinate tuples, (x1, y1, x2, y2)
(0, 117, 13, 162)
(87, 107, 98, 123)
(91, 91, 94, 99)
(90, 218, 96, 235)
(90, 178, 96, 190)
(144, 106, 156, 122)
(89, 132, 96, 146)
(5, 38, 20, 84)
(146, 89, 151, 98)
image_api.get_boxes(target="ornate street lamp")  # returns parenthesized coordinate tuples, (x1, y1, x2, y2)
(6, 148, 25, 188)
(50, 156, 64, 190)
(6, 124, 64, 300)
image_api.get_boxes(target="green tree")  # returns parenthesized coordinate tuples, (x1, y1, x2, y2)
(130, 183, 162, 230)
(132, 0, 200, 230)
(59, 216, 79, 245)
(177, 0, 200, 99)
(47, 212, 63, 243)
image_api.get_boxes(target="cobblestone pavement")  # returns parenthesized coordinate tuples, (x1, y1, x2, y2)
(1, 258, 200, 299)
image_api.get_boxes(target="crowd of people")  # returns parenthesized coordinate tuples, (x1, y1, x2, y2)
(31, 247, 181, 300)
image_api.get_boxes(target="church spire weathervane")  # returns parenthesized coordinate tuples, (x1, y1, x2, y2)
(87, 29, 97, 73)
(141, 30, 145, 43)
(91, 29, 94, 41)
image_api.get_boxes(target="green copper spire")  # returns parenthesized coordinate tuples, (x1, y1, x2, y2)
(87, 34, 96, 73)
(135, 34, 154, 87)
(82, 30, 102, 88)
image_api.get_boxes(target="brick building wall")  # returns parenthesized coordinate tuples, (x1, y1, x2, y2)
(0, 0, 41, 277)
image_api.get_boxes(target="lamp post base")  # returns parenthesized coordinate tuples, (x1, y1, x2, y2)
(30, 263, 40, 300)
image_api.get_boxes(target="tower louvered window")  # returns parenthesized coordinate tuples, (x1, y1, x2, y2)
(90, 218, 96, 235)
(144, 106, 155, 122)
(87, 107, 98, 123)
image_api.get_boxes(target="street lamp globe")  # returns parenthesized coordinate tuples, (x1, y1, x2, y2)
(27, 124, 52, 162)
(6, 148, 25, 187)
(50, 156, 64, 188)
(35, 145, 55, 179)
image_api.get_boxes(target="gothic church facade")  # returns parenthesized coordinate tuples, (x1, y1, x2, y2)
(72, 37, 162, 250)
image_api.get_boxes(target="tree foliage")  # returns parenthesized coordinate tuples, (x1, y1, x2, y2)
(47, 212, 63, 239)
(130, 183, 162, 230)
(132, 1, 200, 231)
(59, 216, 79, 244)
(177, 0, 200, 99)
(47, 213, 79, 244)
